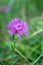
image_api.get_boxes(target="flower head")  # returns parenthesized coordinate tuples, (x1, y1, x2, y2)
(0, 6, 9, 13)
(7, 18, 29, 38)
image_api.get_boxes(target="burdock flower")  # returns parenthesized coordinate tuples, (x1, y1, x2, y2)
(7, 18, 29, 38)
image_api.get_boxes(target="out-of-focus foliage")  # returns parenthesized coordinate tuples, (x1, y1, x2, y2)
(0, 0, 43, 65)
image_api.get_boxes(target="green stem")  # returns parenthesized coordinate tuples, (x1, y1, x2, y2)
(32, 53, 43, 65)
(12, 36, 30, 64)
(31, 29, 43, 37)
(14, 48, 30, 63)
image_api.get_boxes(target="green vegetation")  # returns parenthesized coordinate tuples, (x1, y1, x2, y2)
(0, 0, 43, 65)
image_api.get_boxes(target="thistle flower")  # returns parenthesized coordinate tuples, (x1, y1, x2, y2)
(7, 18, 29, 38)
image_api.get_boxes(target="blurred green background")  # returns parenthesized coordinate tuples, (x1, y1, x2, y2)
(0, 0, 43, 65)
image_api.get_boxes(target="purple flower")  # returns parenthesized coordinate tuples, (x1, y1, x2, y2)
(1, 6, 9, 13)
(7, 18, 29, 38)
